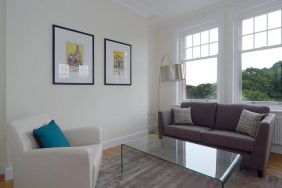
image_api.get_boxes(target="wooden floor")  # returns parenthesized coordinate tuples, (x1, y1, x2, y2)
(1, 147, 282, 188)
(266, 152, 282, 177)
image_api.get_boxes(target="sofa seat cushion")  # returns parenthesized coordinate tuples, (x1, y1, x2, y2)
(201, 130, 255, 152)
(165, 125, 211, 142)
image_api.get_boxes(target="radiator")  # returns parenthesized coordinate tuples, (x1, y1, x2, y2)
(272, 115, 282, 145)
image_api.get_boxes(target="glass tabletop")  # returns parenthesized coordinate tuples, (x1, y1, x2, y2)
(122, 134, 241, 183)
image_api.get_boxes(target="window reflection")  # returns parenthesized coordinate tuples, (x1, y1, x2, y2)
(59, 64, 69, 78)
(184, 143, 217, 177)
(79, 65, 89, 78)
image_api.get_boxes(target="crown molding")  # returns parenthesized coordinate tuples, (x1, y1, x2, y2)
(112, 0, 237, 27)
(158, 0, 237, 28)
(111, 0, 160, 18)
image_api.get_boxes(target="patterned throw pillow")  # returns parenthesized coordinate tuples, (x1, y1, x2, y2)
(173, 107, 193, 125)
(236, 109, 265, 137)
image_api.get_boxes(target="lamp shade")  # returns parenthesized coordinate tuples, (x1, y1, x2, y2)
(160, 64, 185, 82)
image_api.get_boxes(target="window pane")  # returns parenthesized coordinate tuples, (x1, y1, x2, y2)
(268, 10, 281, 29)
(210, 28, 218, 42)
(242, 35, 254, 50)
(268, 28, 281, 46)
(242, 18, 254, 35)
(185, 35, 192, 48)
(193, 46, 200, 59)
(241, 47, 282, 102)
(201, 30, 209, 44)
(255, 14, 267, 32)
(254, 31, 267, 48)
(193, 33, 200, 46)
(185, 48, 193, 60)
(210, 42, 218, 56)
(201, 44, 209, 57)
(185, 58, 217, 99)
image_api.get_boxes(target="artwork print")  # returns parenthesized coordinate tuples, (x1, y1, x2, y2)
(104, 39, 131, 85)
(53, 25, 94, 85)
(113, 51, 124, 75)
(66, 42, 84, 72)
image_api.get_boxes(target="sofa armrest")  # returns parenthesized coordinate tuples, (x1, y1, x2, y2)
(19, 147, 93, 188)
(252, 113, 275, 170)
(158, 110, 173, 135)
(63, 126, 101, 146)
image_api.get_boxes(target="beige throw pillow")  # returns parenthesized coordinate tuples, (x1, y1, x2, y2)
(236, 109, 265, 137)
(173, 107, 193, 125)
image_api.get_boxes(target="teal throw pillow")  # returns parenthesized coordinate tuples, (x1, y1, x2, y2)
(33, 120, 70, 148)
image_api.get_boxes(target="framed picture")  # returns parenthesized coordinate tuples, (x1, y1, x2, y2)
(52, 25, 94, 85)
(104, 39, 132, 85)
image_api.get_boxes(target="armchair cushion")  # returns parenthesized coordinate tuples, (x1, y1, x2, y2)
(63, 126, 101, 146)
(33, 120, 70, 148)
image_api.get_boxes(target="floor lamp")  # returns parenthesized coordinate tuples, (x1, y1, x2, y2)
(156, 53, 185, 127)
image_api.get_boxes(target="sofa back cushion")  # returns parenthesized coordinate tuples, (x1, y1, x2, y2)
(215, 104, 270, 131)
(181, 102, 218, 128)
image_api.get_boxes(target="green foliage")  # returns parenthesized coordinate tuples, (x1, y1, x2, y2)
(242, 61, 282, 102)
(186, 83, 216, 99)
(185, 61, 282, 101)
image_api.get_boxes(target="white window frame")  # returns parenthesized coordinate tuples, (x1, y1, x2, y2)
(177, 19, 224, 103)
(233, 2, 282, 106)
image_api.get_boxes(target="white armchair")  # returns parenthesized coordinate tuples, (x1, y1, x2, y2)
(8, 114, 102, 188)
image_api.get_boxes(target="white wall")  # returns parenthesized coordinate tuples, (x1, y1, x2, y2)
(6, 0, 150, 147)
(0, 0, 6, 166)
(147, 24, 159, 129)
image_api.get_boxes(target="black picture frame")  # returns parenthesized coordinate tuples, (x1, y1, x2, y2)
(52, 24, 94, 85)
(104, 38, 132, 85)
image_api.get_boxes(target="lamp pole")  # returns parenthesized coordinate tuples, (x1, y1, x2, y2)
(155, 53, 185, 132)
(158, 53, 174, 111)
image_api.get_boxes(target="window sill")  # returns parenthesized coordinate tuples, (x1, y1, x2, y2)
(241, 101, 282, 112)
(182, 99, 217, 103)
(177, 100, 282, 112)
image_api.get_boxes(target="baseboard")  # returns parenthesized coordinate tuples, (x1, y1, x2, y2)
(4, 167, 13, 181)
(271, 144, 282, 154)
(102, 130, 149, 150)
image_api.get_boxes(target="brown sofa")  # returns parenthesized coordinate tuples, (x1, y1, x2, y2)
(158, 102, 275, 177)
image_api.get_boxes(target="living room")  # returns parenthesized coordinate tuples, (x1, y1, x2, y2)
(0, 0, 282, 187)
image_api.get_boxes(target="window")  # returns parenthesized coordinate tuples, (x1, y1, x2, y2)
(240, 10, 282, 102)
(183, 28, 218, 100)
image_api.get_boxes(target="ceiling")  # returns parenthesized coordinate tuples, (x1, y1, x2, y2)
(112, 0, 235, 26)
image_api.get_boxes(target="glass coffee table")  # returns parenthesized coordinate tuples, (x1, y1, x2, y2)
(121, 134, 241, 188)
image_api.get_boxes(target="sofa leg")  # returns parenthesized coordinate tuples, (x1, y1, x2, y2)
(257, 170, 263, 177)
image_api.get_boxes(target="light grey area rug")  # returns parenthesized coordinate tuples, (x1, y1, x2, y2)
(96, 150, 282, 188)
